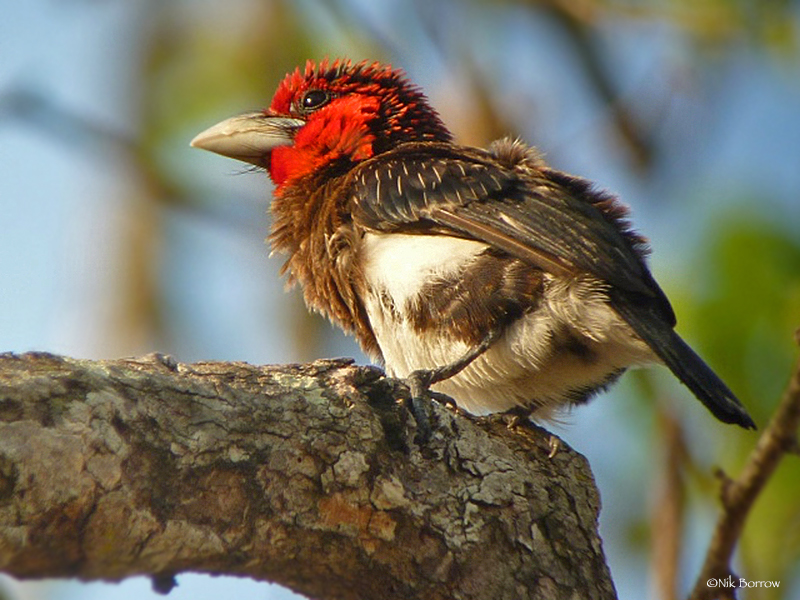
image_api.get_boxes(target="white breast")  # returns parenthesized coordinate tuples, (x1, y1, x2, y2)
(361, 232, 487, 378)
(361, 232, 489, 309)
(360, 232, 657, 417)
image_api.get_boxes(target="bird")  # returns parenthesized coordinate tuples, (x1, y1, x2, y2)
(191, 58, 755, 431)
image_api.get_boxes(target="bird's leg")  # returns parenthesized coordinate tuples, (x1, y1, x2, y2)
(405, 327, 502, 441)
(408, 326, 502, 400)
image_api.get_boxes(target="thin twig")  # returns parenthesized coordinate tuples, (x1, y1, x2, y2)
(688, 330, 800, 600)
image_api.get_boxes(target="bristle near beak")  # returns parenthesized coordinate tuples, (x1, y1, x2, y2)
(191, 113, 305, 167)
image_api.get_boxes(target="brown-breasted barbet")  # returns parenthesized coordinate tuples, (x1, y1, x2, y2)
(191, 59, 755, 430)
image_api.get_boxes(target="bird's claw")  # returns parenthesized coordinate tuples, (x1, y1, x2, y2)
(547, 435, 561, 458)
(404, 394, 433, 444)
(404, 368, 438, 443)
(430, 390, 459, 411)
(404, 368, 457, 443)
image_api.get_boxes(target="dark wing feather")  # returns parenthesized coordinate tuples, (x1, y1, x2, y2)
(610, 295, 755, 428)
(350, 141, 673, 322)
(353, 152, 506, 226)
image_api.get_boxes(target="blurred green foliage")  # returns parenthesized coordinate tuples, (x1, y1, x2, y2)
(692, 213, 800, 414)
(691, 213, 800, 598)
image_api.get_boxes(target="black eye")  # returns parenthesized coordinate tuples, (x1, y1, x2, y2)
(299, 89, 331, 112)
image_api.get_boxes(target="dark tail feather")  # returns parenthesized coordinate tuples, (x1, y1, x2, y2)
(613, 300, 756, 430)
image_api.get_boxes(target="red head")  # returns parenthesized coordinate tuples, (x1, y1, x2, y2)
(192, 59, 452, 194)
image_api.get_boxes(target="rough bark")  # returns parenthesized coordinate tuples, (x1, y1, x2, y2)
(0, 351, 616, 600)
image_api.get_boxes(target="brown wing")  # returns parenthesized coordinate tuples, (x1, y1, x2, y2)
(348, 141, 672, 321)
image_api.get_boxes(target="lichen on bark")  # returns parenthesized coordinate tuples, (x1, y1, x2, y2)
(0, 351, 616, 600)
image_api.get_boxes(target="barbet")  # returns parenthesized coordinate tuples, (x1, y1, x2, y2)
(191, 59, 754, 430)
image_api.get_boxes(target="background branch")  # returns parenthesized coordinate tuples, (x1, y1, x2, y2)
(0, 352, 615, 600)
(688, 333, 800, 600)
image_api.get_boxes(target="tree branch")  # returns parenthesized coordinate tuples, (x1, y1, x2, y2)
(0, 352, 615, 600)
(688, 332, 800, 600)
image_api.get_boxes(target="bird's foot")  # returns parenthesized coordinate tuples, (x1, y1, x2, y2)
(403, 369, 462, 443)
(402, 328, 501, 443)
(500, 407, 561, 458)
(403, 368, 442, 444)
(430, 390, 459, 411)
(502, 405, 534, 429)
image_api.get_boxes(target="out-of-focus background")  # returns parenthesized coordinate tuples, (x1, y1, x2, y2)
(1, 1, 799, 599)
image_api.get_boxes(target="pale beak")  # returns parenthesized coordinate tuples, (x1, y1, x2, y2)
(190, 113, 305, 167)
